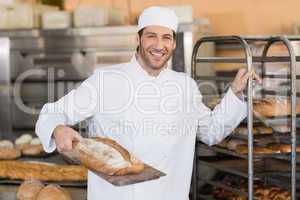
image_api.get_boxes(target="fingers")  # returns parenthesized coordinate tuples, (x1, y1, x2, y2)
(73, 132, 83, 142)
(54, 126, 82, 152)
(241, 68, 262, 84)
(57, 140, 73, 152)
(252, 71, 262, 84)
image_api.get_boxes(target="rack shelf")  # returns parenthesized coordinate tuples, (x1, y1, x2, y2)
(195, 56, 300, 64)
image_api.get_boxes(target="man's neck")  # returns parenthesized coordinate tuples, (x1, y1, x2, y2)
(136, 53, 166, 77)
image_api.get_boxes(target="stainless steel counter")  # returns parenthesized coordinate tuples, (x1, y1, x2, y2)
(0, 185, 87, 200)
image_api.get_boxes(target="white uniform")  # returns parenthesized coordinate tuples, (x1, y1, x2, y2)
(35, 55, 247, 200)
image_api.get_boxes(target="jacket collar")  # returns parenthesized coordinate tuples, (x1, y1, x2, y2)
(128, 54, 170, 81)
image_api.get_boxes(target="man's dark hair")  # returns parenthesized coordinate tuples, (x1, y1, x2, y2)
(136, 28, 176, 52)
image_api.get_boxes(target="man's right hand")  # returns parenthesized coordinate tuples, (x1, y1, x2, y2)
(53, 125, 82, 152)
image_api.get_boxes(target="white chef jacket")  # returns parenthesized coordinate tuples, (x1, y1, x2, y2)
(35, 55, 247, 200)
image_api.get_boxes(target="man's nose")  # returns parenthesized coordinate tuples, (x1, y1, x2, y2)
(153, 37, 164, 49)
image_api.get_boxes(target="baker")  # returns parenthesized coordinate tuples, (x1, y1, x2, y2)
(35, 6, 261, 200)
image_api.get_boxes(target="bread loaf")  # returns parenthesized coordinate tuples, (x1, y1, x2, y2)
(216, 184, 291, 200)
(36, 184, 72, 200)
(17, 180, 44, 200)
(21, 138, 45, 156)
(235, 144, 280, 154)
(278, 144, 300, 153)
(0, 140, 21, 160)
(15, 134, 33, 150)
(253, 98, 300, 117)
(234, 126, 258, 135)
(0, 161, 87, 181)
(73, 137, 144, 175)
(256, 126, 273, 135)
(226, 139, 246, 151)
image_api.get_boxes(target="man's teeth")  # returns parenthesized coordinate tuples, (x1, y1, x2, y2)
(150, 52, 163, 57)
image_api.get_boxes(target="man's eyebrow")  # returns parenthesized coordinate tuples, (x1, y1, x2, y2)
(144, 32, 172, 37)
(144, 32, 157, 35)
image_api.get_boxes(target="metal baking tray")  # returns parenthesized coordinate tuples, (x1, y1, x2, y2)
(198, 143, 289, 159)
(199, 178, 248, 197)
(198, 159, 256, 179)
(264, 172, 300, 195)
(253, 114, 300, 133)
(198, 157, 300, 179)
(0, 179, 87, 187)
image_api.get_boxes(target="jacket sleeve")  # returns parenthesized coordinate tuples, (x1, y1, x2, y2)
(35, 72, 100, 153)
(191, 80, 247, 146)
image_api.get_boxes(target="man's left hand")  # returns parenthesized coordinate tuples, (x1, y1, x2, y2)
(231, 68, 262, 97)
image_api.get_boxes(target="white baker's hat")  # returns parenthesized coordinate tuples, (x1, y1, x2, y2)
(138, 6, 178, 32)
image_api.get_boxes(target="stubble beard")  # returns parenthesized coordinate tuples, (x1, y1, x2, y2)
(138, 44, 172, 71)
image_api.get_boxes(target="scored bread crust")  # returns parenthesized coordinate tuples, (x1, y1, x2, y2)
(0, 148, 21, 160)
(253, 98, 300, 117)
(21, 144, 44, 156)
(36, 184, 72, 200)
(0, 140, 21, 160)
(0, 161, 87, 181)
(17, 180, 44, 200)
(73, 137, 144, 175)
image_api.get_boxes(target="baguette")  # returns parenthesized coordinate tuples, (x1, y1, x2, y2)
(73, 137, 144, 175)
(0, 161, 87, 181)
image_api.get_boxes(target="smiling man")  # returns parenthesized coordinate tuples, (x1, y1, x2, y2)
(35, 6, 260, 200)
(137, 25, 176, 76)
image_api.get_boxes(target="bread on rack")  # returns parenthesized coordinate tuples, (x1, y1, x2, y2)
(235, 144, 279, 154)
(256, 126, 273, 135)
(73, 137, 144, 175)
(274, 191, 292, 200)
(271, 124, 290, 133)
(267, 187, 282, 199)
(0, 140, 21, 160)
(36, 184, 72, 200)
(278, 143, 300, 153)
(17, 180, 45, 200)
(217, 138, 230, 148)
(15, 134, 33, 151)
(21, 138, 45, 156)
(226, 139, 246, 151)
(253, 97, 300, 117)
(234, 126, 258, 136)
(234, 125, 273, 136)
(0, 161, 87, 181)
(215, 183, 291, 200)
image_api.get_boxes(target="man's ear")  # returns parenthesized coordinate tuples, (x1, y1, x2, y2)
(136, 33, 140, 45)
(172, 41, 176, 50)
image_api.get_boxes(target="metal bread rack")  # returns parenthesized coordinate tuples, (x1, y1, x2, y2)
(190, 35, 299, 200)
